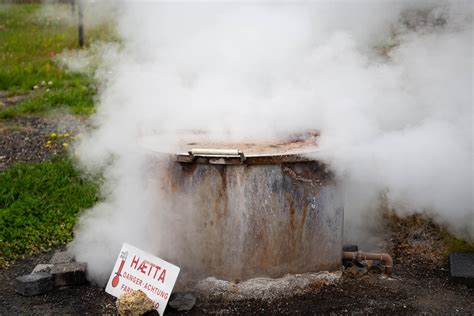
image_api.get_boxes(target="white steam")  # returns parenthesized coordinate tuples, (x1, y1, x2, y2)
(66, 1, 473, 285)
(37, 1, 118, 28)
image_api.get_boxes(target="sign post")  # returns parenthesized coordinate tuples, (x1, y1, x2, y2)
(106, 243, 180, 315)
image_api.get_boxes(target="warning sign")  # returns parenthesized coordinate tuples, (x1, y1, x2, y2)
(105, 243, 180, 315)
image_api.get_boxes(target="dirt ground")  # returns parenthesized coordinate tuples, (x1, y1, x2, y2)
(1, 115, 473, 314)
(1, 222, 473, 315)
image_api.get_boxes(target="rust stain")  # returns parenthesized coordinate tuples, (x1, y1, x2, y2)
(214, 166, 228, 222)
(286, 192, 301, 264)
(159, 163, 178, 194)
(179, 162, 198, 175)
(252, 218, 275, 272)
(285, 190, 310, 265)
(288, 194, 296, 233)
(300, 192, 308, 231)
(283, 165, 315, 187)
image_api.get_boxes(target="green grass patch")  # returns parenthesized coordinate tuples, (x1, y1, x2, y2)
(0, 3, 115, 117)
(0, 84, 97, 119)
(0, 157, 100, 267)
(441, 230, 474, 254)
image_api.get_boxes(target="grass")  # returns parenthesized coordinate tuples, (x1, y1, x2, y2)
(0, 3, 113, 268)
(0, 157, 100, 268)
(0, 3, 115, 118)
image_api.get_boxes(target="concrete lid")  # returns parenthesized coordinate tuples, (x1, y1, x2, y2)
(140, 130, 320, 164)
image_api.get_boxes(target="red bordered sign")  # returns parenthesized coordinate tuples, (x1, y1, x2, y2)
(106, 243, 180, 315)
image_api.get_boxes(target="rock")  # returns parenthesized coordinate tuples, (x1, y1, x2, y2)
(116, 290, 155, 316)
(344, 265, 367, 277)
(367, 260, 385, 274)
(449, 253, 474, 288)
(32, 263, 54, 274)
(49, 250, 74, 264)
(14, 272, 53, 296)
(168, 292, 197, 311)
(50, 262, 87, 286)
(342, 259, 354, 268)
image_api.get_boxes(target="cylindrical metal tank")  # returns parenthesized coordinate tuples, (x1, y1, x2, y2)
(141, 131, 343, 284)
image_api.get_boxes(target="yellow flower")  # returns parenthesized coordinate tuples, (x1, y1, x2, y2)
(64, 132, 70, 138)
(50, 132, 57, 139)
(62, 143, 69, 148)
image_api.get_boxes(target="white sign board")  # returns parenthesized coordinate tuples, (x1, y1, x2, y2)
(105, 243, 180, 315)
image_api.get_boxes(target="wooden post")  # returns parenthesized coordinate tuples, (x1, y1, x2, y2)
(78, 0, 84, 48)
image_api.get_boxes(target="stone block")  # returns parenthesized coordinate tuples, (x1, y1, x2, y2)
(14, 272, 53, 296)
(367, 260, 384, 274)
(49, 250, 74, 264)
(449, 253, 474, 288)
(50, 262, 87, 286)
(32, 263, 54, 274)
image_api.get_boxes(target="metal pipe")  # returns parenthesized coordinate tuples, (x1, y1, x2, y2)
(189, 148, 242, 156)
(343, 251, 393, 276)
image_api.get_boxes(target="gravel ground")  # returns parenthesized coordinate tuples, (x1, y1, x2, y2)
(0, 115, 85, 170)
(0, 91, 29, 108)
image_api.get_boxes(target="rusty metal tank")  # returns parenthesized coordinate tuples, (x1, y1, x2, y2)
(141, 131, 343, 284)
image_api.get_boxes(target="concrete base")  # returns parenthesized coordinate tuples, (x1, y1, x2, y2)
(195, 270, 342, 301)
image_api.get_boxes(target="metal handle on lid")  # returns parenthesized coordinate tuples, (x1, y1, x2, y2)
(188, 148, 246, 164)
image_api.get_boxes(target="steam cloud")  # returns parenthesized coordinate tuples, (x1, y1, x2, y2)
(66, 1, 473, 285)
